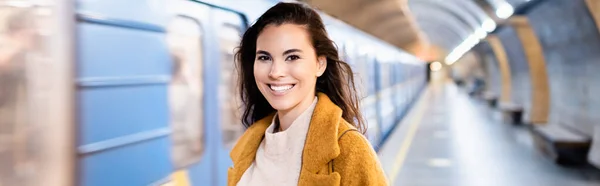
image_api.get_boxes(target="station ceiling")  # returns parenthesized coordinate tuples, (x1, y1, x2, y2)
(301, 0, 531, 62)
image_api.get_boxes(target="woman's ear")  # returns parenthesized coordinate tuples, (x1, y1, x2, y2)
(317, 56, 327, 77)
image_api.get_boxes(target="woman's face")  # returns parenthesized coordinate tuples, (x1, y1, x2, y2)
(254, 23, 326, 113)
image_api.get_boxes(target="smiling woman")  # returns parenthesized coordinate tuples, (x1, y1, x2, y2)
(228, 2, 388, 186)
(253, 23, 327, 132)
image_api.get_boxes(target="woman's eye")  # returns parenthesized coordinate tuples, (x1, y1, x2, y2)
(257, 55, 271, 61)
(286, 55, 300, 61)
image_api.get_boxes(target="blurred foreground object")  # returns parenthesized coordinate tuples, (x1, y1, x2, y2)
(0, 0, 74, 185)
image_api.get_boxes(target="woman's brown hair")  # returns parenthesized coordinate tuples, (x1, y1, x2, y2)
(235, 2, 366, 134)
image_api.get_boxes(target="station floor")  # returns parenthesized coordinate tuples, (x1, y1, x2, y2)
(377, 79, 600, 186)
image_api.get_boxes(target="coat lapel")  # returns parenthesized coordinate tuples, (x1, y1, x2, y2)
(300, 93, 343, 173)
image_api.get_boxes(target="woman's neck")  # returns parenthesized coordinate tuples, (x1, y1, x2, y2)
(276, 94, 316, 132)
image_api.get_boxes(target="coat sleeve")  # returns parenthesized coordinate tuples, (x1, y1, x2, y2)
(334, 130, 389, 186)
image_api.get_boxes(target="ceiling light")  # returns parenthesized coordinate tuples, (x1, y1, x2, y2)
(427, 158, 453, 167)
(495, 2, 514, 19)
(482, 19, 497, 32)
(430, 61, 442, 72)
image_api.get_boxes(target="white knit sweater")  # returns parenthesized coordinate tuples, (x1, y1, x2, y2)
(237, 97, 318, 186)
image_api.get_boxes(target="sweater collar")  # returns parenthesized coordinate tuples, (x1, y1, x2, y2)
(262, 96, 318, 156)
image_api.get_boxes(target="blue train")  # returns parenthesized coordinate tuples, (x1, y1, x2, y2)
(0, 0, 426, 185)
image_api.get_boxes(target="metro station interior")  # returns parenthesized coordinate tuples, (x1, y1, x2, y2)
(1, 0, 600, 185)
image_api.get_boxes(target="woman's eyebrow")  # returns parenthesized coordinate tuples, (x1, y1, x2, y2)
(283, 49, 302, 55)
(256, 50, 272, 56)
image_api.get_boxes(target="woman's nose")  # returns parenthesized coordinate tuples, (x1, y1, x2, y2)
(268, 61, 286, 79)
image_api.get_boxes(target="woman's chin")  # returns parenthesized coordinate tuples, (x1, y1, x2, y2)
(267, 101, 294, 112)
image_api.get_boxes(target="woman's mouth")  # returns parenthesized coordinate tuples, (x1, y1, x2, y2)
(268, 84, 295, 94)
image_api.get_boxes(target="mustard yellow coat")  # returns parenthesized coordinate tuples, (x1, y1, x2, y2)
(228, 93, 389, 186)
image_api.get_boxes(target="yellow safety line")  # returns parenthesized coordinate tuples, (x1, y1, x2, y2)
(389, 89, 429, 184)
(163, 169, 191, 186)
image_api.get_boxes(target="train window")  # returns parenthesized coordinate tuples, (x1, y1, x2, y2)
(356, 53, 370, 98)
(367, 57, 377, 95)
(166, 16, 205, 168)
(392, 64, 398, 85)
(378, 63, 387, 90)
(342, 41, 356, 66)
(392, 63, 399, 85)
(339, 43, 349, 63)
(218, 23, 244, 149)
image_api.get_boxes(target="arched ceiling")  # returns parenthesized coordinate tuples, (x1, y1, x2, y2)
(300, 0, 424, 55)
(301, 0, 533, 62)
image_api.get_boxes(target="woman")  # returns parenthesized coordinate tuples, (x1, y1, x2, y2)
(228, 2, 388, 186)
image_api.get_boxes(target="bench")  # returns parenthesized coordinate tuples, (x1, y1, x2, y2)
(499, 102, 523, 125)
(530, 124, 591, 166)
(481, 91, 498, 108)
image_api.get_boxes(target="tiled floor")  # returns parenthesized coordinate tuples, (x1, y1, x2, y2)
(378, 80, 600, 186)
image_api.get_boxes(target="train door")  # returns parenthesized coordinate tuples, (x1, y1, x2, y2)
(363, 54, 379, 146)
(361, 53, 380, 147)
(372, 57, 384, 144)
(396, 63, 406, 122)
(165, 0, 212, 185)
(404, 65, 412, 115)
(378, 61, 394, 139)
(392, 63, 401, 123)
(408, 66, 416, 104)
(211, 7, 247, 186)
(0, 1, 75, 186)
(349, 42, 378, 147)
(76, 0, 173, 184)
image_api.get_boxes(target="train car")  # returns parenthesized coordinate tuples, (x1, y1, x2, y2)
(0, 0, 426, 186)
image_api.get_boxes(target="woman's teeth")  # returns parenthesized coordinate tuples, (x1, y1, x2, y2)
(269, 84, 294, 92)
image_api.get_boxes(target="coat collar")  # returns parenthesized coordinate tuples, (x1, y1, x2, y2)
(301, 92, 342, 172)
(229, 92, 347, 184)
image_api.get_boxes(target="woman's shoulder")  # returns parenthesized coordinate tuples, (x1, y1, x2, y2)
(336, 120, 374, 155)
(335, 120, 378, 160)
(334, 121, 389, 185)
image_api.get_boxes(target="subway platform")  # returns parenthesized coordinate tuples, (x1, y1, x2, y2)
(377, 79, 600, 186)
